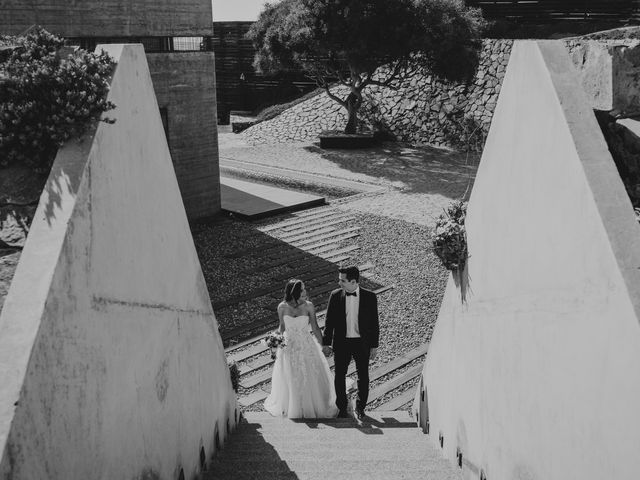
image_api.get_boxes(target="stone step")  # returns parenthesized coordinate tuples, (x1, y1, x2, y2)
(229, 224, 359, 260)
(323, 252, 352, 263)
(231, 275, 385, 338)
(309, 243, 360, 257)
(202, 412, 462, 480)
(280, 213, 356, 233)
(367, 364, 423, 402)
(278, 217, 358, 237)
(240, 352, 351, 390)
(238, 243, 353, 275)
(259, 209, 342, 232)
(260, 211, 352, 233)
(374, 385, 417, 411)
(286, 206, 339, 218)
(214, 268, 338, 310)
(293, 228, 360, 249)
(278, 225, 337, 243)
(237, 341, 427, 407)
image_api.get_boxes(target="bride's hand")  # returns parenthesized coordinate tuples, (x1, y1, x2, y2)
(322, 346, 332, 357)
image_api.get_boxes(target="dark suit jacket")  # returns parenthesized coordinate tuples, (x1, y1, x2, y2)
(322, 287, 379, 350)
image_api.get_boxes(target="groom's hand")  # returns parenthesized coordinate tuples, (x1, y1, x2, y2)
(322, 346, 332, 357)
(369, 347, 378, 361)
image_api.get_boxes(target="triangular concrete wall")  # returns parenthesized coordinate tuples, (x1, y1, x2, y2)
(414, 40, 640, 480)
(0, 44, 237, 479)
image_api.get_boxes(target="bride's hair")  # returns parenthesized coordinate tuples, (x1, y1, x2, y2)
(284, 279, 304, 305)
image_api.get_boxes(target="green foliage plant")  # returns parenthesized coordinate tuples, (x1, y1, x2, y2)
(432, 200, 468, 272)
(248, 0, 486, 134)
(0, 27, 115, 173)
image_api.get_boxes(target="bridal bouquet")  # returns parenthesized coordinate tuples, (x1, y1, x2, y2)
(263, 331, 286, 359)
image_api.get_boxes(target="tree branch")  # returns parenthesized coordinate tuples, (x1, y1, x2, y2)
(323, 84, 347, 109)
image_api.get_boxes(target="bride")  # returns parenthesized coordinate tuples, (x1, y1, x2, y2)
(264, 279, 339, 418)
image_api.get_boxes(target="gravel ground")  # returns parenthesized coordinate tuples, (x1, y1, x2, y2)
(193, 190, 451, 412)
(197, 133, 477, 413)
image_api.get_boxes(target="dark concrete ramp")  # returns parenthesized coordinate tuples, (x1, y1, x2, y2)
(220, 176, 325, 219)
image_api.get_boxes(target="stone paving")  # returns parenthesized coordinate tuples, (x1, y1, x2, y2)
(218, 131, 480, 226)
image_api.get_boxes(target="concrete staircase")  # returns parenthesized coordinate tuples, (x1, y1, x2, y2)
(202, 411, 462, 480)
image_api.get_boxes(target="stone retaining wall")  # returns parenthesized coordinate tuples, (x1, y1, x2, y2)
(243, 39, 514, 150)
(244, 37, 640, 151)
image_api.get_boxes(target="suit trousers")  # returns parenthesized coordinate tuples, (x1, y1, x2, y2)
(334, 338, 370, 412)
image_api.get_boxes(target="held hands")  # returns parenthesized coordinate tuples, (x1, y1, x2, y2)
(322, 346, 333, 357)
(369, 347, 378, 361)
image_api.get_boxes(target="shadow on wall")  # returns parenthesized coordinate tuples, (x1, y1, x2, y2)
(0, 166, 47, 245)
(0, 165, 74, 233)
(302, 142, 479, 199)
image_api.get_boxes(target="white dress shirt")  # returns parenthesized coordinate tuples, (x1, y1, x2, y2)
(345, 287, 360, 338)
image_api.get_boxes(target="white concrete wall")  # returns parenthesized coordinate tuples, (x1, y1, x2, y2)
(414, 40, 640, 480)
(0, 44, 237, 480)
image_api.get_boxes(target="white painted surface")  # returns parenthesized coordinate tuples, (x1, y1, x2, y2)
(415, 41, 640, 480)
(0, 44, 237, 479)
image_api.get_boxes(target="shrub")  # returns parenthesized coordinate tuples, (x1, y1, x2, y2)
(0, 27, 115, 172)
(432, 200, 468, 271)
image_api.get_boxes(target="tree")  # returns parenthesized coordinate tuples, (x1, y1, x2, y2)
(248, 0, 487, 134)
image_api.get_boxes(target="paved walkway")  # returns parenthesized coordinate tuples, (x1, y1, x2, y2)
(218, 130, 480, 226)
(220, 176, 325, 219)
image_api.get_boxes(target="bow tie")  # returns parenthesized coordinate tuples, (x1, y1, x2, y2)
(345, 291, 357, 297)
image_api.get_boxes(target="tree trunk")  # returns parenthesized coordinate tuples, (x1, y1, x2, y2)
(344, 92, 361, 134)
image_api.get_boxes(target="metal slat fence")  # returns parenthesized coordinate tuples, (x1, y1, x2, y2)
(467, 0, 638, 22)
(213, 21, 317, 122)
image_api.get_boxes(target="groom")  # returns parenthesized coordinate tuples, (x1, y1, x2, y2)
(322, 265, 379, 420)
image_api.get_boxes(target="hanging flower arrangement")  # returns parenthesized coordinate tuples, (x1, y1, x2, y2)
(432, 200, 468, 272)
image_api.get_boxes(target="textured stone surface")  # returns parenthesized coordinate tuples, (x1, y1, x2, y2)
(1, 0, 213, 36)
(244, 37, 640, 151)
(147, 52, 221, 219)
(243, 39, 514, 151)
(0, 206, 36, 248)
(205, 412, 463, 480)
(566, 39, 640, 114)
(0, 252, 21, 315)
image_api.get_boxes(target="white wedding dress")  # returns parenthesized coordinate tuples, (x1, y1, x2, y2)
(264, 314, 339, 418)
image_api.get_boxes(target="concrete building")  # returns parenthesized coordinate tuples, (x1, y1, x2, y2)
(1, 0, 221, 220)
(0, 43, 237, 480)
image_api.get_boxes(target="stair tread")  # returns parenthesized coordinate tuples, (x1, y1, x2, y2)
(237, 340, 425, 406)
(374, 386, 417, 411)
(259, 210, 346, 232)
(204, 412, 462, 480)
(367, 364, 423, 403)
(225, 264, 372, 355)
